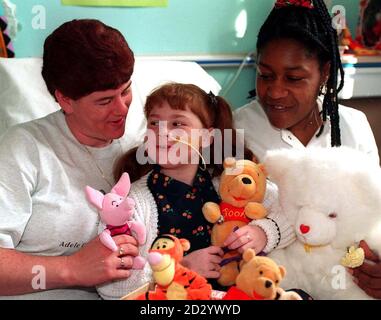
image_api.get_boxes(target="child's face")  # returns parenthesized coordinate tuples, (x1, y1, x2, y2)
(145, 101, 212, 168)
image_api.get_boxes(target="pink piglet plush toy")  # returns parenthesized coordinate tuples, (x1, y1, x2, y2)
(85, 172, 146, 269)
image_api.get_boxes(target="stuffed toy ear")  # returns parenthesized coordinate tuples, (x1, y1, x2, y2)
(263, 149, 300, 183)
(179, 239, 191, 252)
(257, 163, 268, 177)
(85, 186, 104, 211)
(111, 172, 131, 197)
(224, 157, 245, 176)
(242, 248, 256, 262)
(252, 155, 259, 164)
(223, 157, 236, 169)
(278, 265, 287, 279)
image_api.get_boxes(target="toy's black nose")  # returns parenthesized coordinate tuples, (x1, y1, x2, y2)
(265, 281, 273, 288)
(242, 177, 252, 185)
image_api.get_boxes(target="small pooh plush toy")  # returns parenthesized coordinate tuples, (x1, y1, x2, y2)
(341, 246, 365, 269)
(223, 248, 302, 300)
(202, 158, 268, 286)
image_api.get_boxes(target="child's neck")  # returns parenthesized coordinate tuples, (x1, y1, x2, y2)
(160, 164, 199, 186)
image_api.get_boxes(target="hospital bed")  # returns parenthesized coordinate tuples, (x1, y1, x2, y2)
(0, 57, 221, 149)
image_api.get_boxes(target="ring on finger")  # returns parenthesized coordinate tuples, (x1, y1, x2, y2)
(119, 247, 125, 256)
(120, 257, 125, 269)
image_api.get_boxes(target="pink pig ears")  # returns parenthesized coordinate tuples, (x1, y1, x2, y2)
(111, 172, 131, 197)
(85, 186, 105, 211)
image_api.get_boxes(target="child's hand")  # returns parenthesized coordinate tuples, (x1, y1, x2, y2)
(223, 225, 267, 255)
(182, 246, 223, 279)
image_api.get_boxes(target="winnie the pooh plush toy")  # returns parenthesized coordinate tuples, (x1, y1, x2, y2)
(222, 248, 301, 300)
(202, 157, 268, 286)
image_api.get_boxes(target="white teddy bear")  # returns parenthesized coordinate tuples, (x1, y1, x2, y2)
(264, 147, 381, 300)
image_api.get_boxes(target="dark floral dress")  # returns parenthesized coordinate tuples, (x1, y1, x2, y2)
(147, 165, 220, 255)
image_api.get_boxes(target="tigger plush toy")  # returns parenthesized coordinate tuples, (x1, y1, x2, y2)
(136, 234, 212, 300)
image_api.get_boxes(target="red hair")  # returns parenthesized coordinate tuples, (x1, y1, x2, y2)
(42, 19, 134, 100)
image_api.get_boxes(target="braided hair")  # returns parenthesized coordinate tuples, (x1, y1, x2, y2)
(254, 0, 344, 147)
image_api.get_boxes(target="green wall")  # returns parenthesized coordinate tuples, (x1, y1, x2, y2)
(210, 0, 362, 108)
(2, 0, 273, 57)
(0, 0, 362, 108)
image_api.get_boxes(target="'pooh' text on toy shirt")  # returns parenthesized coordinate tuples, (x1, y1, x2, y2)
(220, 202, 250, 223)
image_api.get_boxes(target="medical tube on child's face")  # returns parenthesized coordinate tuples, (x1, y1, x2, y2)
(143, 123, 209, 168)
(143, 123, 194, 166)
(168, 130, 208, 169)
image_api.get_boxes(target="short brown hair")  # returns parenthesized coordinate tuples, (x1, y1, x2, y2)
(42, 19, 134, 100)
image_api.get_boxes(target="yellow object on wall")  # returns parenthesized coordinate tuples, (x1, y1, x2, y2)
(61, 0, 167, 7)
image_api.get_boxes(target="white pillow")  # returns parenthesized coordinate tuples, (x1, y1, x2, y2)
(0, 57, 60, 135)
(0, 57, 221, 144)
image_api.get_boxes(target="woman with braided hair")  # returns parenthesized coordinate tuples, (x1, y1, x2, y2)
(235, 0, 379, 164)
(235, 0, 380, 299)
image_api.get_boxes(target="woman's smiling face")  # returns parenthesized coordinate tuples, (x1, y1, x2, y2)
(256, 38, 328, 133)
